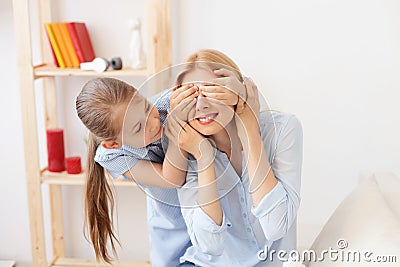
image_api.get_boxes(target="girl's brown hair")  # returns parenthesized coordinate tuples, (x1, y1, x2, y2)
(76, 77, 136, 263)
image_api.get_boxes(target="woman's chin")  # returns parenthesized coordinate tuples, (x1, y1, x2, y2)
(190, 121, 222, 136)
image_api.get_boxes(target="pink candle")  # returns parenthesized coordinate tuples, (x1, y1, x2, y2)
(46, 128, 65, 172)
(66, 157, 82, 174)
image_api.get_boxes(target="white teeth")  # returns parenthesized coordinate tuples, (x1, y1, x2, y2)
(198, 114, 216, 122)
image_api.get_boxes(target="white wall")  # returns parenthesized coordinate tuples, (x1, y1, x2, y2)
(0, 1, 32, 266)
(1, 0, 400, 265)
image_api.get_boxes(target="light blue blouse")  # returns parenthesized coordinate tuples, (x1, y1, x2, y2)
(177, 111, 303, 267)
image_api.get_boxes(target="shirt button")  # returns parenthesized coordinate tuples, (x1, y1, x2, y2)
(240, 197, 245, 203)
(247, 227, 251, 232)
(243, 213, 247, 218)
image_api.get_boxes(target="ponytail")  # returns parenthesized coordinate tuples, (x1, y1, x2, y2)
(84, 133, 120, 263)
(77, 78, 136, 263)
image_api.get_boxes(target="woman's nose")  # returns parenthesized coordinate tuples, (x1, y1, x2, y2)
(196, 94, 209, 111)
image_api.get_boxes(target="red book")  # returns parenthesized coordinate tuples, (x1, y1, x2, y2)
(66, 22, 96, 63)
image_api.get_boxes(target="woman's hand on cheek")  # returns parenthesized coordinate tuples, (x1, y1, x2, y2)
(165, 115, 212, 160)
(240, 77, 260, 120)
(234, 77, 261, 142)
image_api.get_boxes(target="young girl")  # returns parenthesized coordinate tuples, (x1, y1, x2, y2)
(172, 50, 303, 266)
(76, 77, 200, 266)
(76, 51, 262, 266)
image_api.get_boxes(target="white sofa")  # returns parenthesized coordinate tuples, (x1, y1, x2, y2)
(287, 172, 400, 267)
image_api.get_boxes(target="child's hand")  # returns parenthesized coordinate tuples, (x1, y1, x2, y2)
(200, 68, 247, 110)
(198, 83, 238, 106)
(168, 96, 197, 123)
(170, 84, 198, 121)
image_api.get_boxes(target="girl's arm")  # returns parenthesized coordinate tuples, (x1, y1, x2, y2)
(123, 160, 184, 188)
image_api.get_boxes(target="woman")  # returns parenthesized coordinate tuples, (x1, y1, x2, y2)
(168, 50, 303, 266)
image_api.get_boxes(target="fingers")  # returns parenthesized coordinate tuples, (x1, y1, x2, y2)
(200, 91, 228, 100)
(171, 84, 198, 106)
(164, 123, 176, 141)
(244, 77, 257, 99)
(179, 97, 196, 114)
(170, 97, 196, 122)
(166, 118, 180, 137)
(174, 116, 187, 129)
(211, 76, 230, 87)
(243, 77, 253, 102)
(172, 83, 193, 96)
(213, 68, 235, 77)
(236, 96, 246, 113)
(200, 85, 235, 94)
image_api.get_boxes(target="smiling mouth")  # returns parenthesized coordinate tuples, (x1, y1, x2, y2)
(196, 113, 218, 125)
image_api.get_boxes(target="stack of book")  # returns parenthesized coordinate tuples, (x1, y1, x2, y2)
(45, 22, 96, 68)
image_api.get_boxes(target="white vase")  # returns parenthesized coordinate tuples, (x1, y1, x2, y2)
(128, 18, 146, 69)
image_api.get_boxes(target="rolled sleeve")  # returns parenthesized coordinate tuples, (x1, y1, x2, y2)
(253, 114, 303, 242)
(190, 206, 229, 256)
(251, 182, 290, 241)
(252, 181, 286, 218)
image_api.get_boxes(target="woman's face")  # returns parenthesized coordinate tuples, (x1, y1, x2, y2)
(181, 67, 235, 136)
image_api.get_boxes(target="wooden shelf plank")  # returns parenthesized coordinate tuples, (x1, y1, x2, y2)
(51, 258, 151, 267)
(34, 64, 148, 78)
(41, 169, 138, 187)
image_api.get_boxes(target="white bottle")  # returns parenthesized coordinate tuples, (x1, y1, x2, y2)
(128, 18, 146, 69)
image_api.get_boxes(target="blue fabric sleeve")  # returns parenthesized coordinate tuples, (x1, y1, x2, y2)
(251, 115, 303, 242)
(94, 146, 140, 179)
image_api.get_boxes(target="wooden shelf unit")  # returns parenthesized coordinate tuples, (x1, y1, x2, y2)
(34, 64, 148, 79)
(40, 169, 139, 187)
(12, 0, 171, 266)
(49, 257, 151, 267)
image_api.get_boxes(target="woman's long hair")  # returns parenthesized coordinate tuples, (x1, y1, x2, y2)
(76, 77, 136, 263)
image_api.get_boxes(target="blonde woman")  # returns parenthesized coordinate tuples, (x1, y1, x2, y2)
(167, 50, 303, 266)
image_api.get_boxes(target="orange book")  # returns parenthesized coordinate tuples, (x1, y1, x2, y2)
(59, 22, 80, 67)
(51, 23, 72, 67)
(45, 23, 65, 68)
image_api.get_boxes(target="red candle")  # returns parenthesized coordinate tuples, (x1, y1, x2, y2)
(66, 157, 82, 174)
(46, 128, 65, 172)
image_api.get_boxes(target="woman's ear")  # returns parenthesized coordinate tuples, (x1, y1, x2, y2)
(101, 140, 122, 149)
